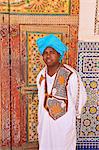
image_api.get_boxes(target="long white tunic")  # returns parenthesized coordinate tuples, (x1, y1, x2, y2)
(36, 64, 87, 150)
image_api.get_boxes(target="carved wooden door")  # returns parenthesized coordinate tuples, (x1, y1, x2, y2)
(0, 0, 79, 149)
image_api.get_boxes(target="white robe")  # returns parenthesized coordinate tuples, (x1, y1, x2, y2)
(36, 64, 87, 150)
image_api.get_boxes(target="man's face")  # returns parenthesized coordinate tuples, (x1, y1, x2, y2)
(42, 47, 60, 67)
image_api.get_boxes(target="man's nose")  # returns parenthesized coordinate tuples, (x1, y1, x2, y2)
(46, 52, 51, 57)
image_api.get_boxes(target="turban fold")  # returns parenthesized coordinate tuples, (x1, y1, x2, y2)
(36, 34, 68, 61)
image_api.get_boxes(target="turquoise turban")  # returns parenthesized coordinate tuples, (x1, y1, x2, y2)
(36, 34, 68, 61)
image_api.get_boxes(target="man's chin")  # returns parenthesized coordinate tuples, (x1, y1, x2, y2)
(46, 63, 53, 67)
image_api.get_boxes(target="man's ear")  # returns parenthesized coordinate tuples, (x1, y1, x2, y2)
(59, 55, 62, 63)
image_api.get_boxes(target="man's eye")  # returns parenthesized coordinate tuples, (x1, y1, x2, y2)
(43, 52, 47, 55)
(50, 51, 55, 54)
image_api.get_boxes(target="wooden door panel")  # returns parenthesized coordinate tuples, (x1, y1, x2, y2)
(0, 17, 11, 147)
(0, 0, 79, 149)
(19, 24, 70, 143)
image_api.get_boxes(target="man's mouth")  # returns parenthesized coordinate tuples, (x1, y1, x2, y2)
(46, 59, 52, 63)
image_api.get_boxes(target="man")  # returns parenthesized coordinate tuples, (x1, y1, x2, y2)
(36, 34, 87, 150)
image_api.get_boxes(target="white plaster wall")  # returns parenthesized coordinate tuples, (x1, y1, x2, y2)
(78, 0, 99, 41)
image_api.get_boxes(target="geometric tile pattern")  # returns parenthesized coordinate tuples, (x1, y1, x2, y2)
(80, 78, 99, 138)
(78, 52, 99, 78)
(77, 42, 99, 149)
(78, 42, 99, 51)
